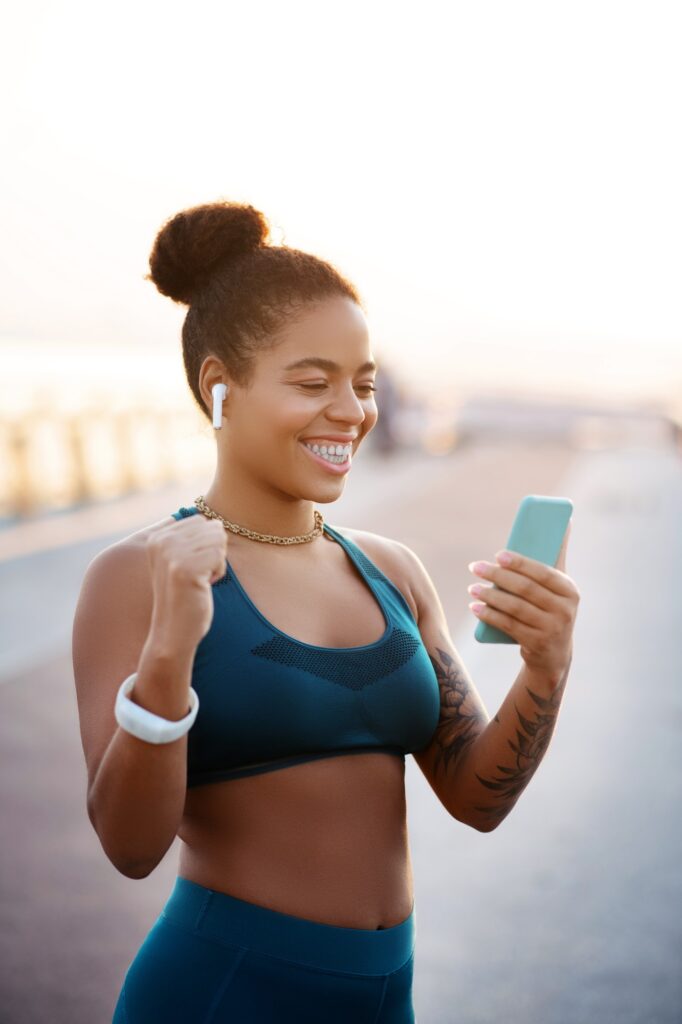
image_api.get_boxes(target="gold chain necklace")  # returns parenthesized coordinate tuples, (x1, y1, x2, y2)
(193, 495, 325, 545)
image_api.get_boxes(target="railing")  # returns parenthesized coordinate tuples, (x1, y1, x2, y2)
(0, 405, 216, 522)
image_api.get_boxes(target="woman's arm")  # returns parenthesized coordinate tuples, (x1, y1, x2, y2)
(396, 534, 579, 831)
(428, 648, 571, 831)
(73, 543, 193, 878)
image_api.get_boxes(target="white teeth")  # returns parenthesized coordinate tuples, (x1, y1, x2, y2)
(303, 441, 352, 465)
(305, 441, 352, 451)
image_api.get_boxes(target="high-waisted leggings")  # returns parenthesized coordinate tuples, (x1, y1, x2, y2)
(112, 876, 417, 1023)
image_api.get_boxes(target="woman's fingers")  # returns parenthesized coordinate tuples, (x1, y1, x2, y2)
(468, 582, 549, 629)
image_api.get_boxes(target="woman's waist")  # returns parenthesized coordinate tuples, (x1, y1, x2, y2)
(176, 828, 414, 929)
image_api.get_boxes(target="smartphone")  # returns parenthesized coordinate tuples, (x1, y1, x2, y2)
(474, 494, 574, 644)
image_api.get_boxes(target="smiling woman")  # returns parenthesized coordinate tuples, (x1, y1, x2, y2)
(71, 199, 434, 1023)
(70, 198, 578, 1024)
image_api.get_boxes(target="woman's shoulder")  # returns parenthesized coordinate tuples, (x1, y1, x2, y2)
(87, 513, 177, 589)
(332, 526, 420, 621)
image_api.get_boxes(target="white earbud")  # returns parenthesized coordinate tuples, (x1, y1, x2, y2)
(211, 382, 228, 428)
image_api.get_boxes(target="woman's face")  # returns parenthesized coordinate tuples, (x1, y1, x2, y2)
(215, 296, 379, 501)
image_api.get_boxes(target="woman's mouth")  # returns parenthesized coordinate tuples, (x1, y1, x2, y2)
(299, 441, 353, 475)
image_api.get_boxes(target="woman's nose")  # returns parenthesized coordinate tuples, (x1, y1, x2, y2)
(329, 388, 368, 422)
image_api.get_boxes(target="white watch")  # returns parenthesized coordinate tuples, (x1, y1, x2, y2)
(115, 672, 200, 744)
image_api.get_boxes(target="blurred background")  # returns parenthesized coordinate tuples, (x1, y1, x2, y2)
(1, 1, 680, 1022)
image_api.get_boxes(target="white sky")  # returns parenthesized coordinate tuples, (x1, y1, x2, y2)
(1, 0, 681, 415)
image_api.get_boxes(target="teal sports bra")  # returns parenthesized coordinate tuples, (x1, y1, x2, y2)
(171, 504, 440, 786)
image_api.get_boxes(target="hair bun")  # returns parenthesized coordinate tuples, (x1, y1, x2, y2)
(148, 201, 271, 304)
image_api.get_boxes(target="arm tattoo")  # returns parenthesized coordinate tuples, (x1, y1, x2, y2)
(472, 657, 571, 828)
(428, 637, 488, 779)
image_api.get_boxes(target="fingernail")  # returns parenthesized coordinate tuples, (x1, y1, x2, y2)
(496, 551, 513, 566)
(468, 561, 489, 574)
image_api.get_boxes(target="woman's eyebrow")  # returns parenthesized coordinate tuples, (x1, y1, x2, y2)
(283, 357, 377, 373)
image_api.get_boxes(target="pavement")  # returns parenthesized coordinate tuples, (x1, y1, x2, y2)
(0, 438, 680, 1023)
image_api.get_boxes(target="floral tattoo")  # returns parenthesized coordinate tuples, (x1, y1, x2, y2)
(472, 656, 571, 828)
(428, 640, 488, 778)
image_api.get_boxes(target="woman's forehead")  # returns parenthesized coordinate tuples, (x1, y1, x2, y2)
(254, 332, 373, 381)
(274, 297, 369, 348)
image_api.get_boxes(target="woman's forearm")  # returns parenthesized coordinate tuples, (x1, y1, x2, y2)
(453, 653, 572, 832)
(87, 638, 195, 877)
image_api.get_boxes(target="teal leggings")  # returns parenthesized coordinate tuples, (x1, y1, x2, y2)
(112, 876, 416, 1023)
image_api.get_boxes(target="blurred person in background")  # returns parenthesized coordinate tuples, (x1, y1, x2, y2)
(371, 357, 402, 456)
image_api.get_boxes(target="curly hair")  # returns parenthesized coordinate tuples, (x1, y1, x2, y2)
(147, 201, 365, 422)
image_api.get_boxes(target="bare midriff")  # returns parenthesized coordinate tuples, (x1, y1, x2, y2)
(177, 750, 414, 930)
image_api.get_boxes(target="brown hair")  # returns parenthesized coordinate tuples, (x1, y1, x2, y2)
(147, 201, 365, 422)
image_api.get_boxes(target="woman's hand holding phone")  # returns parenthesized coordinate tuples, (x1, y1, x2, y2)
(467, 503, 580, 686)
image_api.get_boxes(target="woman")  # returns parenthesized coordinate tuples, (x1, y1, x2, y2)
(72, 201, 580, 1023)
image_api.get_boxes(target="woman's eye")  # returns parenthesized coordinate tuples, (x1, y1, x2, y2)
(298, 383, 378, 396)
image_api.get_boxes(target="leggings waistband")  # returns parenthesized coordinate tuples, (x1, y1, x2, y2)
(162, 877, 415, 976)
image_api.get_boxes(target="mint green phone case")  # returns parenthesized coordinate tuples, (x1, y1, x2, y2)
(474, 494, 573, 644)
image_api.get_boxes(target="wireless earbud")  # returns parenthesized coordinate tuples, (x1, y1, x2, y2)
(211, 382, 228, 429)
